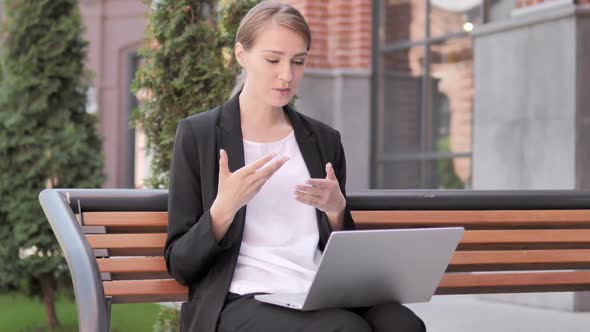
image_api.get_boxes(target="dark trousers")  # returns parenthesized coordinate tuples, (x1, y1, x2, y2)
(216, 293, 426, 332)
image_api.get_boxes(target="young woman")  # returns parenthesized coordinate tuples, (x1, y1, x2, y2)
(165, 2, 426, 331)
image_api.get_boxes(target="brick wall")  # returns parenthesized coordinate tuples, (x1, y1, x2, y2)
(284, 0, 372, 69)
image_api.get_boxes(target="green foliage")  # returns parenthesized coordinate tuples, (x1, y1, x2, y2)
(133, 1, 228, 188)
(153, 305, 179, 332)
(0, 0, 104, 304)
(0, 221, 19, 292)
(218, 0, 261, 51)
(0, 292, 160, 332)
(132, 0, 262, 188)
(144, 1, 262, 329)
(436, 136, 464, 189)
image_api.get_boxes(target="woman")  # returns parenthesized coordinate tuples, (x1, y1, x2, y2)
(165, 2, 426, 331)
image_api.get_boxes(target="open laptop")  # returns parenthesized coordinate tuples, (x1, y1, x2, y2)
(254, 227, 464, 310)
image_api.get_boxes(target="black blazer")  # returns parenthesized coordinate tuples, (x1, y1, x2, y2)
(165, 92, 356, 332)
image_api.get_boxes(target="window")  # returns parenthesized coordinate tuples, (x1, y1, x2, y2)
(372, 0, 490, 189)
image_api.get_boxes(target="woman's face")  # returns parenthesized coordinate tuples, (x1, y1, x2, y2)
(235, 22, 308, 107)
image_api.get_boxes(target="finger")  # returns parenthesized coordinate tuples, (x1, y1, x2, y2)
(243, 152, 278, 174)
(254, 155, 289, 181)
(296, 191, 323, 202)
(250, 157, 289, 190)
(295, 193, 319, 207)
(248, 156, 289, 190)
(326, 162, 337, 181)
(219, 149, 230, 177)
(295, 184, 323, 198)
(305, 178, 331, 188)
(295, 191, 323, 203)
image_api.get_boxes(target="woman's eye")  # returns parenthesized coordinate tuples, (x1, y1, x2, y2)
(265, 59, 305, 65)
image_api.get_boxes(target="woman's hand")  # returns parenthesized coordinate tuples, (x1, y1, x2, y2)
(294, 162, 346, 216)
(210, 149, 289, 241)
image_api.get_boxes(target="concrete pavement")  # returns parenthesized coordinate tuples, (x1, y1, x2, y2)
(407, 295, 590, 332)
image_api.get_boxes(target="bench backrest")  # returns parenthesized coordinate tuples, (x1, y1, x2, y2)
(84, 208, 590, 304)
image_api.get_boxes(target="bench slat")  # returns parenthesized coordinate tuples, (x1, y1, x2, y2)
(459, 230, 590, 249)
(83, 212, 168, 227)
(104, 279, 186, 297)
(448, 249, 590, 272)
(96, 249, 590, 275)
(83, 210, 590, 229)
(103, 279, 188, 303)
(97, 257, 166, 273)
(353, 210, 590, 229)
(437, 271, 590, 294)
(87, 234, 166, 249)
(101, 271, 590, 303)
(86, 230, 590, 250)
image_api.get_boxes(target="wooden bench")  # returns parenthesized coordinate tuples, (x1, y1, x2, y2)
(39, 189, 590, 332)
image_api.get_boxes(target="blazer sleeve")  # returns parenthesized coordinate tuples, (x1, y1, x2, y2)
(334, 131, 356, 231)
(164, 119, 231, 285)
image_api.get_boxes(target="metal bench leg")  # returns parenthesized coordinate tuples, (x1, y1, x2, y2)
(105, 297, 112, 332)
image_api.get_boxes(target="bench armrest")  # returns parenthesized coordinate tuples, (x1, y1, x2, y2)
(39, 189, 108, 332)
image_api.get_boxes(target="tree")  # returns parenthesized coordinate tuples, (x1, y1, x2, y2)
(132, 0, 261, 189)
(133, 1, 261, 329)
(0, 0, 104, 328)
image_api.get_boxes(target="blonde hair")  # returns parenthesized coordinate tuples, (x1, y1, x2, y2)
(230, 1, 311, 98)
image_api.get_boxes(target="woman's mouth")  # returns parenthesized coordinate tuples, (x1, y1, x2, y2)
(274, 88, 291, 96)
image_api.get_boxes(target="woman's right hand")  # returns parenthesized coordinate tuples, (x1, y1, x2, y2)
(210, 149, 289, 241)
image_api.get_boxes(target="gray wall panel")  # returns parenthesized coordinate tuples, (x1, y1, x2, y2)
(473, 4, 588, 311)
(576, 14, 590, 190)
(474, 14, 576, 190)
(297, 69, 372, 191)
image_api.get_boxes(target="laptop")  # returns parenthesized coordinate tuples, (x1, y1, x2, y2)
(254, 227, 464, 310)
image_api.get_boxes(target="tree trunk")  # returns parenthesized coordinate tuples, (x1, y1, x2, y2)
(40, 273, 60, 328)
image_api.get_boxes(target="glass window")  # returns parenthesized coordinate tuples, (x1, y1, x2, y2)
(373, 0, 479, 189)
(376, 157, 471, 189)
(378, 48, 425, 155)
(430, 37, 473, 156)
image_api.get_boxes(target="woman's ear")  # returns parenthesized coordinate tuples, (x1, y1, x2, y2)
(235, 42, 246, 67)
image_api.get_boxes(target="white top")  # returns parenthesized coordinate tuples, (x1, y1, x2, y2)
(228, 130, 322, 295)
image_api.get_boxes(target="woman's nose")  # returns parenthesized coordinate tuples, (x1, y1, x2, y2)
(278, 63, 294, 83)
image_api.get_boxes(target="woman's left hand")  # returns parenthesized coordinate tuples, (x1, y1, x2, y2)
(294, 162, 346, 215)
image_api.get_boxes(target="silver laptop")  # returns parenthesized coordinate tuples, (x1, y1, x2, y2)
(254, 227, 464, 310)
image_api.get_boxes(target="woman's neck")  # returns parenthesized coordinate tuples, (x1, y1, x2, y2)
(238, 89, 290, 132)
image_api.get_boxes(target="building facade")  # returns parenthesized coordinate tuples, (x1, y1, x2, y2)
(79, 0, 590, 194)
(78, 0, 590, 312)
(80, 0, 148, 188)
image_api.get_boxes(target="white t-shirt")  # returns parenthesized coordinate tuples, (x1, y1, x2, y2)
(228, 130, 322, 295)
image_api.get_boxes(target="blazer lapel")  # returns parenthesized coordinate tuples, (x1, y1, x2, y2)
(283, 103, 326, 180)
(215, 94, 246, 246)
(217, 93, 246, 174)
(284, 104, 332, 250)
